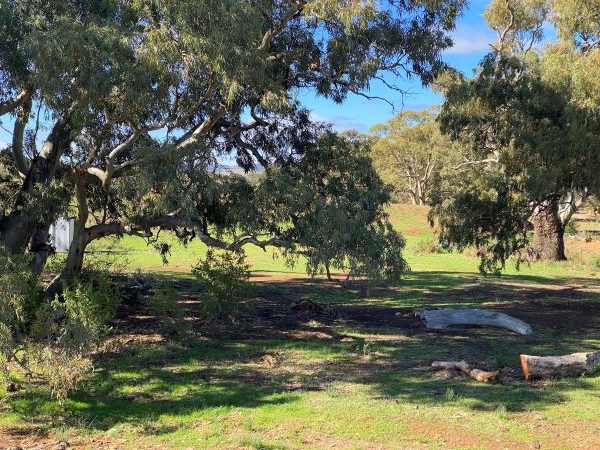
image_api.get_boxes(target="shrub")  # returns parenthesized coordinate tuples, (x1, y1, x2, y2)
(145, 278, 191, 339)
(0, 248, 44, 331)
(34, 272, 122, 351)
(0, 249, 121, 402)
(0, 247, 44, 379)
(590, 256, 600, 269)
(192, 250, 250, 323)
(413, 237, 446, 255)
(564, 219, 578, 235)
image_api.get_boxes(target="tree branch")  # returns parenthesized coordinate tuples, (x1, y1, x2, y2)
(74, 168, 89, 224)
(496, 0, 516, 52)
(454, 157, 499, 170)
(258, 1, 306, 52)
(175, 105, 227, 149)
(0, 89, 33, 117)
(558, 188, 590, 226)
(84, 214, 291, 253)
(11, 101, 32, 179)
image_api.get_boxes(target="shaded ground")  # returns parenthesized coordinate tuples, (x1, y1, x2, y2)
(113, 271, 600, 341)
(5, 203, 600, 449)
(3, 270, 600, 449)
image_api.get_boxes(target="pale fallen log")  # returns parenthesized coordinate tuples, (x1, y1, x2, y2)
(520, 351, 600, 380)
(432, 360, 499, 383)
(420, 308, 533, 335)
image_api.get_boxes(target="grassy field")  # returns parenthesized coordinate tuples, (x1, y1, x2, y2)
(2, 205, 600, 449)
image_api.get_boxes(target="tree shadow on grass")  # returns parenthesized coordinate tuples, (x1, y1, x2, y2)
(354, 329, 600, 412)
(7, 340, 301, 432)
(6, 329, 600, 432)
(6, 270, 600, 434)
(253, 270, 600, 310)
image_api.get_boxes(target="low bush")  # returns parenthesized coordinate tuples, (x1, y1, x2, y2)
(0, 247, 122, 402)
(564, 220, 579, 235)
(145, 278, 191, 339)
(192, 249, 250, 323)
(413, 237, 446, 255)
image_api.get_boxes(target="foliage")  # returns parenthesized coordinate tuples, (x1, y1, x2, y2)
(431, 0, 600, 272)
(192, 250, 250, 323)
(0, 0, 465, 287)
(0, 247, 44, 332)
(35, 349, 94, 404)
(0, 249, 121, 401)
(256, 132, 409, 282)
(413, 237, 446, 255)
(36, 273, 122, 350)
(370, 109, 457, 205)
(564, 219, 578, 236)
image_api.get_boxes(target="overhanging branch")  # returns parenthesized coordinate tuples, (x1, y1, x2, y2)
(0, 88, 33, 117)
(86, 215, 291, 253)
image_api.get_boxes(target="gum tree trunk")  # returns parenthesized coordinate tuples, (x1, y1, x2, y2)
(62, 223, 89, 282)
(0, 116, 71, 261)
(530, 199, 566, 261)
(45, 167, 131, 296)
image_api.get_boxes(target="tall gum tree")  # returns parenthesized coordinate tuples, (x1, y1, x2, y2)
(0, 0, 465, 290)
(370, 108, 456, 206)
(431, 0, 600, 270)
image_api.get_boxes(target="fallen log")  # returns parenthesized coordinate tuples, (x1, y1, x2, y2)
(420, 308, 533, 335)
(520, 351, 600, 380)
(432, 360, 499, 383)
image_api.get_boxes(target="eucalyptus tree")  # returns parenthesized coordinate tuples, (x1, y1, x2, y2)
(370, 109, 456, 205)
(0, 0, 465, 289)
(256, 131, 410, 281)
(431, 0, 600, 271)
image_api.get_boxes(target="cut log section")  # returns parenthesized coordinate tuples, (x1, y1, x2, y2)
(420, 308, 533, 335)
(432, 360, 499, 383)
(520, 351, 600, 380)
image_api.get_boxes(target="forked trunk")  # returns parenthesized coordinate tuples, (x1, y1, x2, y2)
(530, 200, 566, 261)
(0, 116, 72, 259)
(45, 166, 90, 298)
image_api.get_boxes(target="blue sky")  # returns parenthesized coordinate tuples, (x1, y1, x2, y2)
(0, 0, 495, 147)
(301, 0, 495, 132)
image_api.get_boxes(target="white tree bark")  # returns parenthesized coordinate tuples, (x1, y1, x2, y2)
(557, 188, 589, 226)
(419, 308, 533, 335)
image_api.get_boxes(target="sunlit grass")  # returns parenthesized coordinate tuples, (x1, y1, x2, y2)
(4, 204, 600, 449)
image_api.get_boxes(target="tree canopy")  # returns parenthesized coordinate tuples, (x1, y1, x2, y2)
(431, 0, 600, 272)
(0, 0, 465, 288)
(370, 108, 456, 206)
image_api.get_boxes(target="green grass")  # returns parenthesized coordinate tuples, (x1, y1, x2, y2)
(3, 204, 600, 449)
(82, 203, 600, 281)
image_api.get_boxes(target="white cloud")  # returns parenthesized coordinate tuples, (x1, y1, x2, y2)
(0, 141, 8, 150)
(445, 24, 495, 55)
(310, 112, 368, 132)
